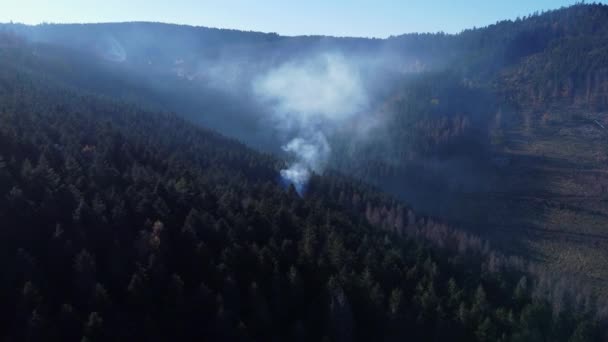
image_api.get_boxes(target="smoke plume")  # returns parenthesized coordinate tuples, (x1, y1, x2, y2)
(254, 53, 368, 194)
(279, 133, 331, 193)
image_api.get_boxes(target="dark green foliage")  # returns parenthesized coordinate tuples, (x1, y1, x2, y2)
(0, 42, 603, 341)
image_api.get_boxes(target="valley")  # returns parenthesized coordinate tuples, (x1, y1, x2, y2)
(1, 3, 608, 340)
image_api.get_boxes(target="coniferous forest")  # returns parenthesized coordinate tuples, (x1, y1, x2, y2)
(2, 3, 608, 342)
(0, 54, 601, 341)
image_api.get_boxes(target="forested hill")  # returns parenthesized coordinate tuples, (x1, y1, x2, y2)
(4, 3, 608, 92)
(0, 31, 605, 341)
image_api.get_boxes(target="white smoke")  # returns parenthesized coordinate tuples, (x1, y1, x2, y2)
(279, 133, 331, 193)
(254, 53, 368, 194)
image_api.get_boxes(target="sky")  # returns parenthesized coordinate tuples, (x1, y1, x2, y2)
(0, 0, 599, 38)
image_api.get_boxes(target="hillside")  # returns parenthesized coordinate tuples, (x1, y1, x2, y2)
(4, 2, 608, 294)
(2, 4, 608, 339)
(327, 3, 608, 293)
(0, 30, 605, 341)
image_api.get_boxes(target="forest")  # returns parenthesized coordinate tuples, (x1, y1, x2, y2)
(0, 39, 603, 341)
(2, 3, 608, 341)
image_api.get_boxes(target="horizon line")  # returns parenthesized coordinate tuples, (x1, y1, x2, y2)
(0, 3, 595, 40)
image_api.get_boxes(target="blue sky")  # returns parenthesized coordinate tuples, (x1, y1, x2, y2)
(1, 0, 598, 37)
